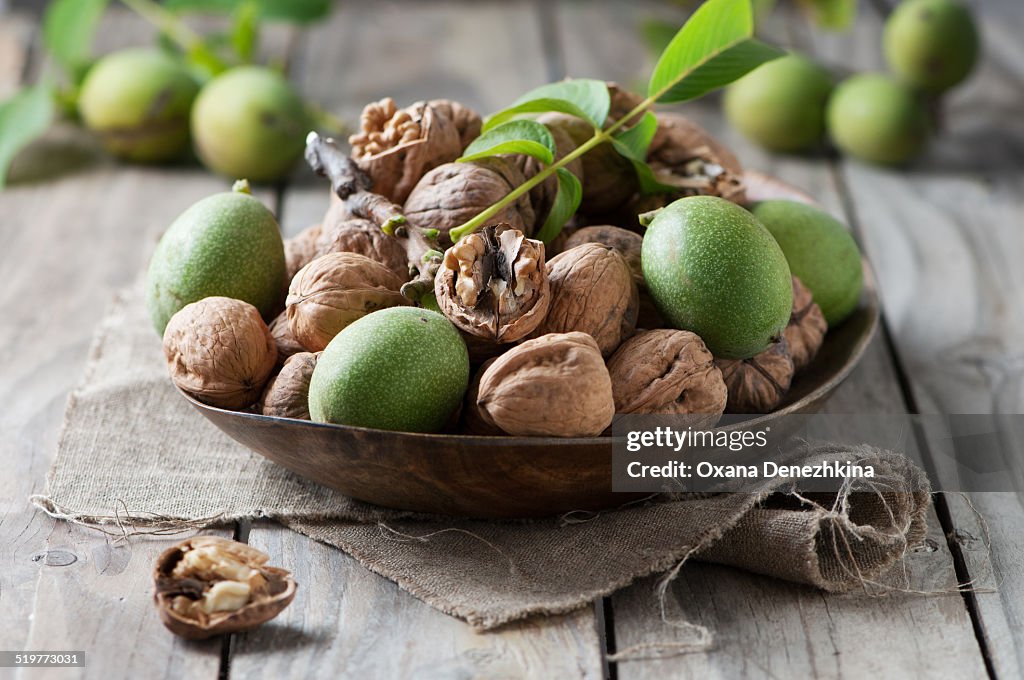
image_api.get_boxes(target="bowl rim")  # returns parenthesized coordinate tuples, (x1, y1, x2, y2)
(178, 259, 880, 447)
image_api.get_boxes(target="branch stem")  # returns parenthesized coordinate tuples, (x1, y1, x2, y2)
(119, 0, 230, 72)
(448, 91, 663, 242)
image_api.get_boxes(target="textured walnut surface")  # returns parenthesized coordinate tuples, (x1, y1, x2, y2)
(153, 536, 296, 640)
(286, 252, 408, 352)
(785, 277, 828, 373)
(475, 332, 614, 437)
(349, 98, 463, 203)
(608, 329, 727, 424)
(532, 243, 638, 357)
(404, 158, 535, 245)
(717, 340, 795, 414)
(434, 225, 550, 343)
(315, 216, 411, 281)
(260, 351, 319, 420)
(162, 297, 277, 410)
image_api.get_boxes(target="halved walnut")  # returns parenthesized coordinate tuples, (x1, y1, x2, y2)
(153, 536, 296, 640)
(434, 224, 550, 343)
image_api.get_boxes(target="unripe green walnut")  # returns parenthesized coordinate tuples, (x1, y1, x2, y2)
(309, 307, 470, 433)
(78, 48, 199, 162)
(826, 74, 929, 165)
(884, 0, 979, 93)
(723, 54, 833, 153)
(146, 182, 287, 334)
(191, 67, 309, 183)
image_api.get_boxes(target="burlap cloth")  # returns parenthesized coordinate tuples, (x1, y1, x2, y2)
(33, 288, 932, 631)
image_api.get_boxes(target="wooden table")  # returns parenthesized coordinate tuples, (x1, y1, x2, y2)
(2, 0, 1021, 677)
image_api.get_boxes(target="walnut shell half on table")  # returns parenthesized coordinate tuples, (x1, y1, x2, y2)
(162, 297, 278, 410)
(608, 330, 728, 427)
(153, 536, 297, 640)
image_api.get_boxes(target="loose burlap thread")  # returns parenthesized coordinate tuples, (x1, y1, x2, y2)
(33, 288, 933, 632)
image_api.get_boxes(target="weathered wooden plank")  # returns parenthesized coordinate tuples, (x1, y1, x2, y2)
(556, 1, 988, 677)
(806, 1, 1024, 676)
(22, 526, 230, 680)
(226, 3, 608, 678)
(0, 14, 31, 97)
(230, 522, 605, 679)
(0, 9, 282, 677)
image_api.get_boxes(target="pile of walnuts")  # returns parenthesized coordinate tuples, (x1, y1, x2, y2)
(162, 85, 830, 437)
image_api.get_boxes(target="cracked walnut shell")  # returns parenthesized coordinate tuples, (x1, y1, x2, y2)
(153, 536, 297, 640)
(287, 252, 408, 352)
(475, 332, 614, 437)
(434, 224, 550, 343)
(608, 330, 727, 426)
(260, 351, 319, 420)
(349, 98, 463, 204)
(162, 297, 277, 410)
(717, 339, 795, 414)
(531, 243, 638, 357)
(784, 277, 828, 373)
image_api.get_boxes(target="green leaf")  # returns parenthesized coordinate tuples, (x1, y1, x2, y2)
(534, 168, 582, 245)
(797, 0, 856, 30)
(609, 112, 675, 194)
(43, 0, 110, 75)
(459, 120, 555, 164)
(484, 78, 610, 130)
(648, 0, 783, 103)
(612, 111, 658, 160)
(164, 0, 333, 23)
(0, 84, 56, 188)
(231, 0, 261, 62)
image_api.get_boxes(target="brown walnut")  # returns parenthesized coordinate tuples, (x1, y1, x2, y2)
(286, 252, 408, 352)
(506, 123, 584, 231)
(162, 297, 277, 410)
(608, 330, 728, 426)
(476, 332, 614, 437)
(284, 223, 323, 283)
(260, 351, 319, 420)
(563, 225, 644, 288)
(404, 158, 535, 245)
(531, 243, 638, 357)
(153, 536, 297, 640)
(315, 216, 411, 281)
(428, 99, 483, 150)
(349, 98, 463, 204)
(434, 224, 550, 343)
(647, 112, 746, 203)
(785, 277, 828, 373)
(716, 339, 795, 414)
(539, 112, 637, 217)
(268, 311, 306, 364)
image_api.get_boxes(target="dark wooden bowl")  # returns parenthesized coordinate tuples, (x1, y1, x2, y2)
(179, 173, 880, 518)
